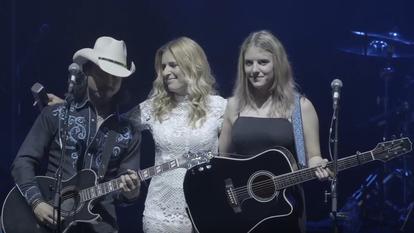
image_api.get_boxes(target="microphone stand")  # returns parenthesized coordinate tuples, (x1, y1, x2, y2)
(329, 98, 345, 233)
(53, 93, 74, 233)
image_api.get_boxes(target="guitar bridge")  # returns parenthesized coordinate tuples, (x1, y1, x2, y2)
(225, 178, 242, 213)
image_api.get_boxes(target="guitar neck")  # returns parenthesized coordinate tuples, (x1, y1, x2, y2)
(79, 176, 124, 202)
(138, 158, 181, 181)
(79, 159, 181, 202)
(276, 150, 375, 189)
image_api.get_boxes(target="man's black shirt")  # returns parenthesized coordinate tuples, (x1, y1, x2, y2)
(11, 98, 141, 232)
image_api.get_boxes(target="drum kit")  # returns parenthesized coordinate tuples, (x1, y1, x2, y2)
(337, 30, 414, 233)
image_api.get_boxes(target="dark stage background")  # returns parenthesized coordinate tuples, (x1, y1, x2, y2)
(1, 0, 414, 232)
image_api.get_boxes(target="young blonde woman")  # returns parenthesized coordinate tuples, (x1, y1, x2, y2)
(128, 37, 226, 233)
(219, 30, 331, 232)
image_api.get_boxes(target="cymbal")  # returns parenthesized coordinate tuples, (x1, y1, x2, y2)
(351, 31, 414, 45)
(338, 31, 414, 58)
(338, 44, 414, 58)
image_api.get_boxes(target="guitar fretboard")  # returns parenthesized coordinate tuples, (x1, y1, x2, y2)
(79, 177, 123, 202)
(138, 159, 180, 181)
(274, 150, 376, 190)
(78, 159, 181, 202)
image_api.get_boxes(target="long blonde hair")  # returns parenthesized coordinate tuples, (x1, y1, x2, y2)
(234, 30, 297, 118)
(150, 37, 216, 127)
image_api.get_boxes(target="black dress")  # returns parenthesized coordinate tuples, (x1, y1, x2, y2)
(231, 116, 306, 233)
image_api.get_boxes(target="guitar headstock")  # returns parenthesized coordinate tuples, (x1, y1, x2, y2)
(180, 151, 215, 169)
(373, 137, 412, 162)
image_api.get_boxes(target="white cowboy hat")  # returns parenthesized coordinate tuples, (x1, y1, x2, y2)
(73, 36, 135, 78)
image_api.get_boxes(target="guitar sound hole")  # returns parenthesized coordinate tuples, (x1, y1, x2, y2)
(248, 171, 277, 202)
(60, 189, 82, 217)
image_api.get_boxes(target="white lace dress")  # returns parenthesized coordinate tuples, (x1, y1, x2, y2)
(134, 95, 227, 233)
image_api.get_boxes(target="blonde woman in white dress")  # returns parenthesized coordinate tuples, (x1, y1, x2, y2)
(128, 37, 226, 233)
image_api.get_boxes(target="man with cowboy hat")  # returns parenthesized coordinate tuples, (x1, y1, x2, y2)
(10, 36, 141, 233)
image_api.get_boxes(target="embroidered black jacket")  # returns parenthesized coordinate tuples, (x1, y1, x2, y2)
(11, 98, 141, 231)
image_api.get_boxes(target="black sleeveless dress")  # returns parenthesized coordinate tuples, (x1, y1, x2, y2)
(231, 116, 306, 233)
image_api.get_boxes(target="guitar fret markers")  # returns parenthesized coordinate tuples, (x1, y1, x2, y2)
(138, 159, 180, 181)
(80, 154, 206, 202)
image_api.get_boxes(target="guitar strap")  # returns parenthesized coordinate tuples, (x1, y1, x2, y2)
(292, 94, 307, 169)
(97, 130, 118, 179)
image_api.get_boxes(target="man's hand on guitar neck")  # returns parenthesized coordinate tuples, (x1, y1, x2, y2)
(119, 169, 140, 200)
(33, 200, 63, 226)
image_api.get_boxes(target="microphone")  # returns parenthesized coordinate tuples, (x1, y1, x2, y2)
(31, 82, 49, 111)
(67, 63, 84, 94)
(331, 79, 343, 109)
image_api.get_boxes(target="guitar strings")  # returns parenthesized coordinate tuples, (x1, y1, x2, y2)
(231, 168, 313, 195)
(231, 157, 349, 196)
(230, 149, 385, 199)
(58, 177, 128, 203)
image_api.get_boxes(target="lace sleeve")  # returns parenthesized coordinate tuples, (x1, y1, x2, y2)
(124, 99, 153, 131)
(139, 99, 153, 131)
(208, 95, 227, 132)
